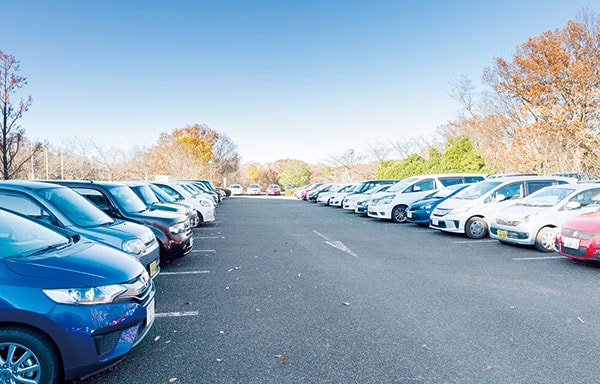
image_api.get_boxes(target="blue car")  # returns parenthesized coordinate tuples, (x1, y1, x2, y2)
(0, 180, 161, 278)
(0, 208, 156, 383)
(406, 184, 470, 226)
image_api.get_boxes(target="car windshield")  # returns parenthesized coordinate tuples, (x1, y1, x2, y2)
(453, 181, 503, 200)
(107, 185, 148, 213)
(179, 183, 199, 197)
(132, 184, 161, 205)
(39, 186, 114, 227)
(150, 184, 178, 202)
(431, 184, 467, 199)
(0, 210, 71, 258)
(521, 187, 575, 207)
(386, 177, 419, 193)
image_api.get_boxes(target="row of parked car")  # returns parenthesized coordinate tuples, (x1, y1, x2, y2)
(0, 178, 222, 383)
(296, 173, 600, 259)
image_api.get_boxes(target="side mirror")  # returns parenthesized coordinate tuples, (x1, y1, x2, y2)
(566, 201, 581, 210)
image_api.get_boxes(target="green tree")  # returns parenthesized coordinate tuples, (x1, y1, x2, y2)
(438, 136, 491, 173)
(278, 159, 311, 187)
(375, 154, 427, 179)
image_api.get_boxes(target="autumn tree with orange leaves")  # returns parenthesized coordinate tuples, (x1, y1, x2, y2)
(144, 124, 240, 183)
(445, 10, 600, 175)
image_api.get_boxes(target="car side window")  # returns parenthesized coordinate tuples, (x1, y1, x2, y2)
(407, 179, 436, 192)
(463, 176, 485, 183)
(488, 183, 523, 203)
(73, 188, 112, 211)
(526, 181, 554, 194)
(439, 177, 462, 186)
(568, 189, 600, 209)
(0, 192, 57, 225)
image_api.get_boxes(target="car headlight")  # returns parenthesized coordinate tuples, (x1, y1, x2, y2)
(169, 221, 187, 235)
(423, 204, 432, 210)
(521, 213, 538, 223)
(379, 195, 396, 205)
(199, 200, 212, 207)
(43, 285, 127, 305)
(122, 238, 146, 255)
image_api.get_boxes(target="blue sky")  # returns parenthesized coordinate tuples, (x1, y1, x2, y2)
(2, 0, 595, 164)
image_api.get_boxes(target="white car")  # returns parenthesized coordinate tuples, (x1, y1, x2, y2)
(430, 176, 576, 239)
(229, 184, 243, 195)
(152, 181, 216, 225)
(247, 184, 261, 195)
(490, 183, 600, 252)
(343, 184, 390, 211)
(328, 183, 358, 207)
(368, 174, 486, 223)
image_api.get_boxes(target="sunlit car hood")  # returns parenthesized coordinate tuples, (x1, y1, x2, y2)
(4, 239, 144, 286)
(495, 204, 543, 218)
(561, 211, 600, 231)
(90, 220, 155, 244)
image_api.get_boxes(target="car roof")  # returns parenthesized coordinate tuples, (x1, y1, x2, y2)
(0, 180, 68, 191)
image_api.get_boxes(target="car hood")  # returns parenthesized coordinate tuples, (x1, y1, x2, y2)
(4, 239, 144, 286)
(561, 211, 600, 231)
(411, 196, 442, 209)
(494, 204, 547, 219)
(150, 202, 185, 213)
(83, 220, 155, 245)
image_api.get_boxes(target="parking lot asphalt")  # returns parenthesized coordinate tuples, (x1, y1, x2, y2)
(71, 196, 600, 384)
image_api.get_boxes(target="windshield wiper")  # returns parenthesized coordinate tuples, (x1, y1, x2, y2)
(21, 241, 71, 258)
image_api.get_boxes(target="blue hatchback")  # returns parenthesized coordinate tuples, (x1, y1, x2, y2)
(0, 209, 156, 383)
(406, 184, 470, 226)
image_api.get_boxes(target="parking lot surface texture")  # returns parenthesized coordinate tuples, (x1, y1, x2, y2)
(71, 197, 600, 384)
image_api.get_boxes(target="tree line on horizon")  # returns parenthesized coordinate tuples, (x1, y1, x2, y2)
(2, 9, 600, 186)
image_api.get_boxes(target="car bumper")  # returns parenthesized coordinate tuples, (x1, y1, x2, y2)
(54, 287, 156, 380)
(430, 216, 464, 233)
(489, 225, 535, 245)
(556, 238, 599, 261)
(406, 210, 430, 225)
(162, 233, 193, 260)
(367, 204, 392, 219)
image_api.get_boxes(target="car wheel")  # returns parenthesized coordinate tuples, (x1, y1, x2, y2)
(535, 226, 557, 252)
(465, 217, 488, 239)
(391, 205, 408, 223)
(0, 327, 61, 384)
(196, 212, 204, 226)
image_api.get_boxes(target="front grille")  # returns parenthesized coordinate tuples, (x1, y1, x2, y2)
(495, 217, 520, 227)
(116, 272, 153, 303)
(557, 242, 587, 257)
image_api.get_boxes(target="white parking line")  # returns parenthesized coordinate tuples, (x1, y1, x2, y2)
(156, 311, 199, 318)
(195, 236, 223, 239)
(452, 239, 498, 244)
(512, 256, 563, 261)
(159, 270, 211, 275)
(191, 249, 216, 254)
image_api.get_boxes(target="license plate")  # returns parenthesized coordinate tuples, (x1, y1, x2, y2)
(149, 260, 158, 277)
(497, 229, 507, 239)
(146, 298, 155, 326)
(563, 236, 580, 249)
(432, 219, 439, 226)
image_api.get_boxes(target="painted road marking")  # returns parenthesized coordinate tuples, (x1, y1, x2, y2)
(313, 230, 358, 257)
(156, 311, 199, 318)
(512, 256, 563, 261)
(160, 270, 211, 275)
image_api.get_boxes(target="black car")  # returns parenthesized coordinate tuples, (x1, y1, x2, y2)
(49, 180, 194, 261)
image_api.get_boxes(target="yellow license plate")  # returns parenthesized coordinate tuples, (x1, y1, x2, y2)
(149, 260, 158, 277)
(497, 229, 508, 239)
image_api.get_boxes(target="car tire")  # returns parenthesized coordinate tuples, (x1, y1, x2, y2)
(391, 205, 408, 223)
(0, 326, 61, 384)
(535, 226, 557, 252)
(465, 217, 488, 239)
(196, 212, 204, 226)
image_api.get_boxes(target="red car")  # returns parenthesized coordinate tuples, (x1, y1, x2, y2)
(556, 211, 600, 261)
(266, 184, 281, 195)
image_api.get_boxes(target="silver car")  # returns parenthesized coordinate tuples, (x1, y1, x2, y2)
(490, 183, 600, 252)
